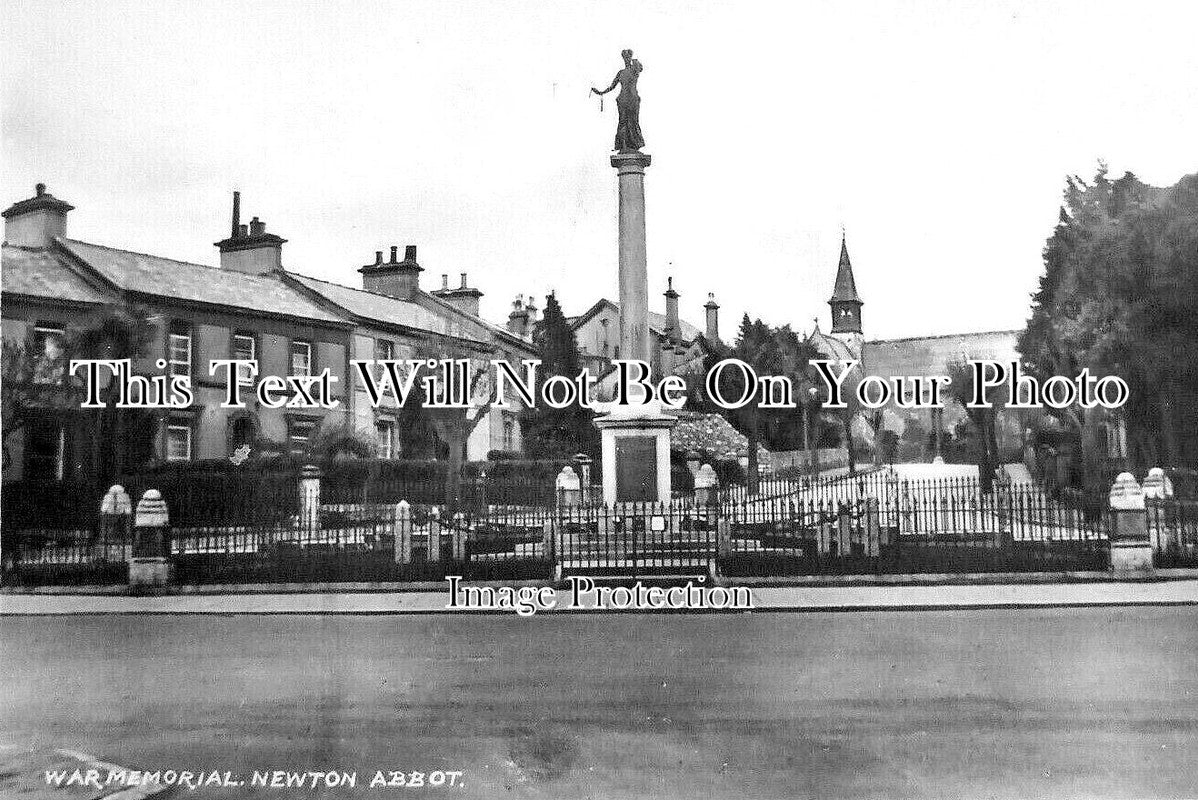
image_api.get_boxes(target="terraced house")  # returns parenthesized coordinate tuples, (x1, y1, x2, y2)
(0, 184, 535, 486)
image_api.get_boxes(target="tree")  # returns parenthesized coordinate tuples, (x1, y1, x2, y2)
(519, 292, 596, 459)
(1020, 167, 1198, 486)
(2, 305, 156, 484)
(946, 358, 1003, 493)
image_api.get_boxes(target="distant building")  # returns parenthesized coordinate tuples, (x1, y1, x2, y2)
(564, 276, 723, 389)
(805, 234, 1025, 459)
(1, 185, 534, 484)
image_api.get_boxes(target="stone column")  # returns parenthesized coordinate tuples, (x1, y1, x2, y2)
(130, 489, 170, 588)
(99, 484, 133, 563)
(556, 466, 582, 509)
(611, 151, 652, 364)
(299, 464, 321, 533)
(1109, 472, 1153, 572)
(693, 464, 718, 508)
(393, 501, 412, 565)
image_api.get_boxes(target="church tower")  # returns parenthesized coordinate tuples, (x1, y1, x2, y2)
(828, 234, 864, 360)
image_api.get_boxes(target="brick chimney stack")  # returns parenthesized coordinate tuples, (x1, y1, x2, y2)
(2, 183, 74, 248)
(214, 191, 286, 274)
(507, 294, 530, 337)
(432, 269, 484, 317)
(359, 244, 423, 300)
(704, 292, 720, 343)
(663, 276, 680, 339)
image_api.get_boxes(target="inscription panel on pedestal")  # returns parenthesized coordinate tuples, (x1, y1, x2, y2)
(616, 435, 658, 502)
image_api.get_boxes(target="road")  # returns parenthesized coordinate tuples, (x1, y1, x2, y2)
(2, 608, 1196, 799)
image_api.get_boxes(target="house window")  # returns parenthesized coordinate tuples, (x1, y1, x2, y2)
(32, 324, 66, 384)
(290, 340, 312, 378)
(168, 322, 192, 377)
(503, 418, 515, 451)
(233, 332, 257, 382)
(166, 422, 192, 462)
(229, 415, 256, 453)
(24, 416, 65, 481)
(287, 417, 318, 456)
(376, 419, 395, 459)
(375, 338, 395, 362)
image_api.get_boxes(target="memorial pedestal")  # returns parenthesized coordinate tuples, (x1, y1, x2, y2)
(594, 401, 676, 505)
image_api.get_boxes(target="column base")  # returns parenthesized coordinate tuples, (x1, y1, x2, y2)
(594, 409, 676, 505)
(1110, 544, 1154, 572)
(129, 556, 171, 588)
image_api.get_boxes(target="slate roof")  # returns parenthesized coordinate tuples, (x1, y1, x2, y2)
(569, 298, 704, 342)
(288, 273, 496, 347)
(866, 330, 1021, 379)
(806, 325, 857, 361)
(1, 245, 111, 305)
(56, 238, 346, 325)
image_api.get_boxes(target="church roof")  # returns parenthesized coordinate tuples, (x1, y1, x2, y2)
(829, 237, 862, 304)
(805, 324, 857, 361)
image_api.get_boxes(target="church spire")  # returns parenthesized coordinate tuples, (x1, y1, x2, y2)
(829, 234, 861, 304)
(828, 233, 863, 335)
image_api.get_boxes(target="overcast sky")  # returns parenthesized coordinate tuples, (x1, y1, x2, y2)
(3, 1, 1196, 341)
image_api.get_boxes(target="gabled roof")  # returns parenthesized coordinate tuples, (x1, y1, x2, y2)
(829, 236, 862, 304)
(1, 245, 114, 305)
(569, 297, 704, 342)
(56, 238, 347, 325)
(287, 272, 492, 347)
(806, 325, 856, 361)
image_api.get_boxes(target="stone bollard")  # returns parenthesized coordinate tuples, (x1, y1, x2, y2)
(863, 497, 881, 557)
(693, 463, 719, 508)
(1142, 467, 1174, 554)
(299, 464, 322, 533)
(1108, 472, 1153, 573)
(393, 501, 412, 565)
(451, 513, 467, 562)
(428, 507, 442, 562)
(573, 454, 594, 506)
(556, 466, 581, 509)
(99, 485, 133, 562)
(130, 489, 171, 588)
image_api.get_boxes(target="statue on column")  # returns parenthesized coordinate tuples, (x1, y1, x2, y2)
(592, 49, 644, 152)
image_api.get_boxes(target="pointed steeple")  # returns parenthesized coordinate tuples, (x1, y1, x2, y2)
(829, 234, 861, 304)
(828, 233, 863, 335)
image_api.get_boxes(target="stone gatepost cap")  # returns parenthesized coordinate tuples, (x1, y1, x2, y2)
(101, 485, 132, 515)
(1109, 472, 1145, 511)
(694, 463, 718, 489)
(1142, 467, 1174, 500)
(134, 489, 170, 527)
(556, 466, 581, 490)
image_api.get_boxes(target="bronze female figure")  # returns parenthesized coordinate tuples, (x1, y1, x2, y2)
(592, 49, 644, 152)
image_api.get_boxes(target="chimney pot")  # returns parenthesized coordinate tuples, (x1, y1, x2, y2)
(375, 250, 383, 265)
(460, 272, 467, 288)
(36, 182, 46, 196)
(441, 273, 449, 289)
(390, 245, 398, 263)
(404, 245, 417, 262)
(248, 216, 265, 236)
(238, 224, 249, 237)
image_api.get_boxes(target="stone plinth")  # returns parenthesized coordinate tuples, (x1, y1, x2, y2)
(1109, 472, 1153, 572)
(594, 405, 676, 505)
(611, 151, 652, 363)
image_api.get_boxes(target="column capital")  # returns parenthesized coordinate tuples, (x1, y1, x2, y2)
(611, 151, 652, 174)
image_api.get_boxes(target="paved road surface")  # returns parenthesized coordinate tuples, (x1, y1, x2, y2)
(2, 608, 1196, 799)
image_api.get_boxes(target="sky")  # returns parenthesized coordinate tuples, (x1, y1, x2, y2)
(3, 0, 1196, 342)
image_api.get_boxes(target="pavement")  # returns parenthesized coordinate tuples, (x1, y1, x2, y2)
(3, 576, 1198, 614)
(3, 608, 1198, 798)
